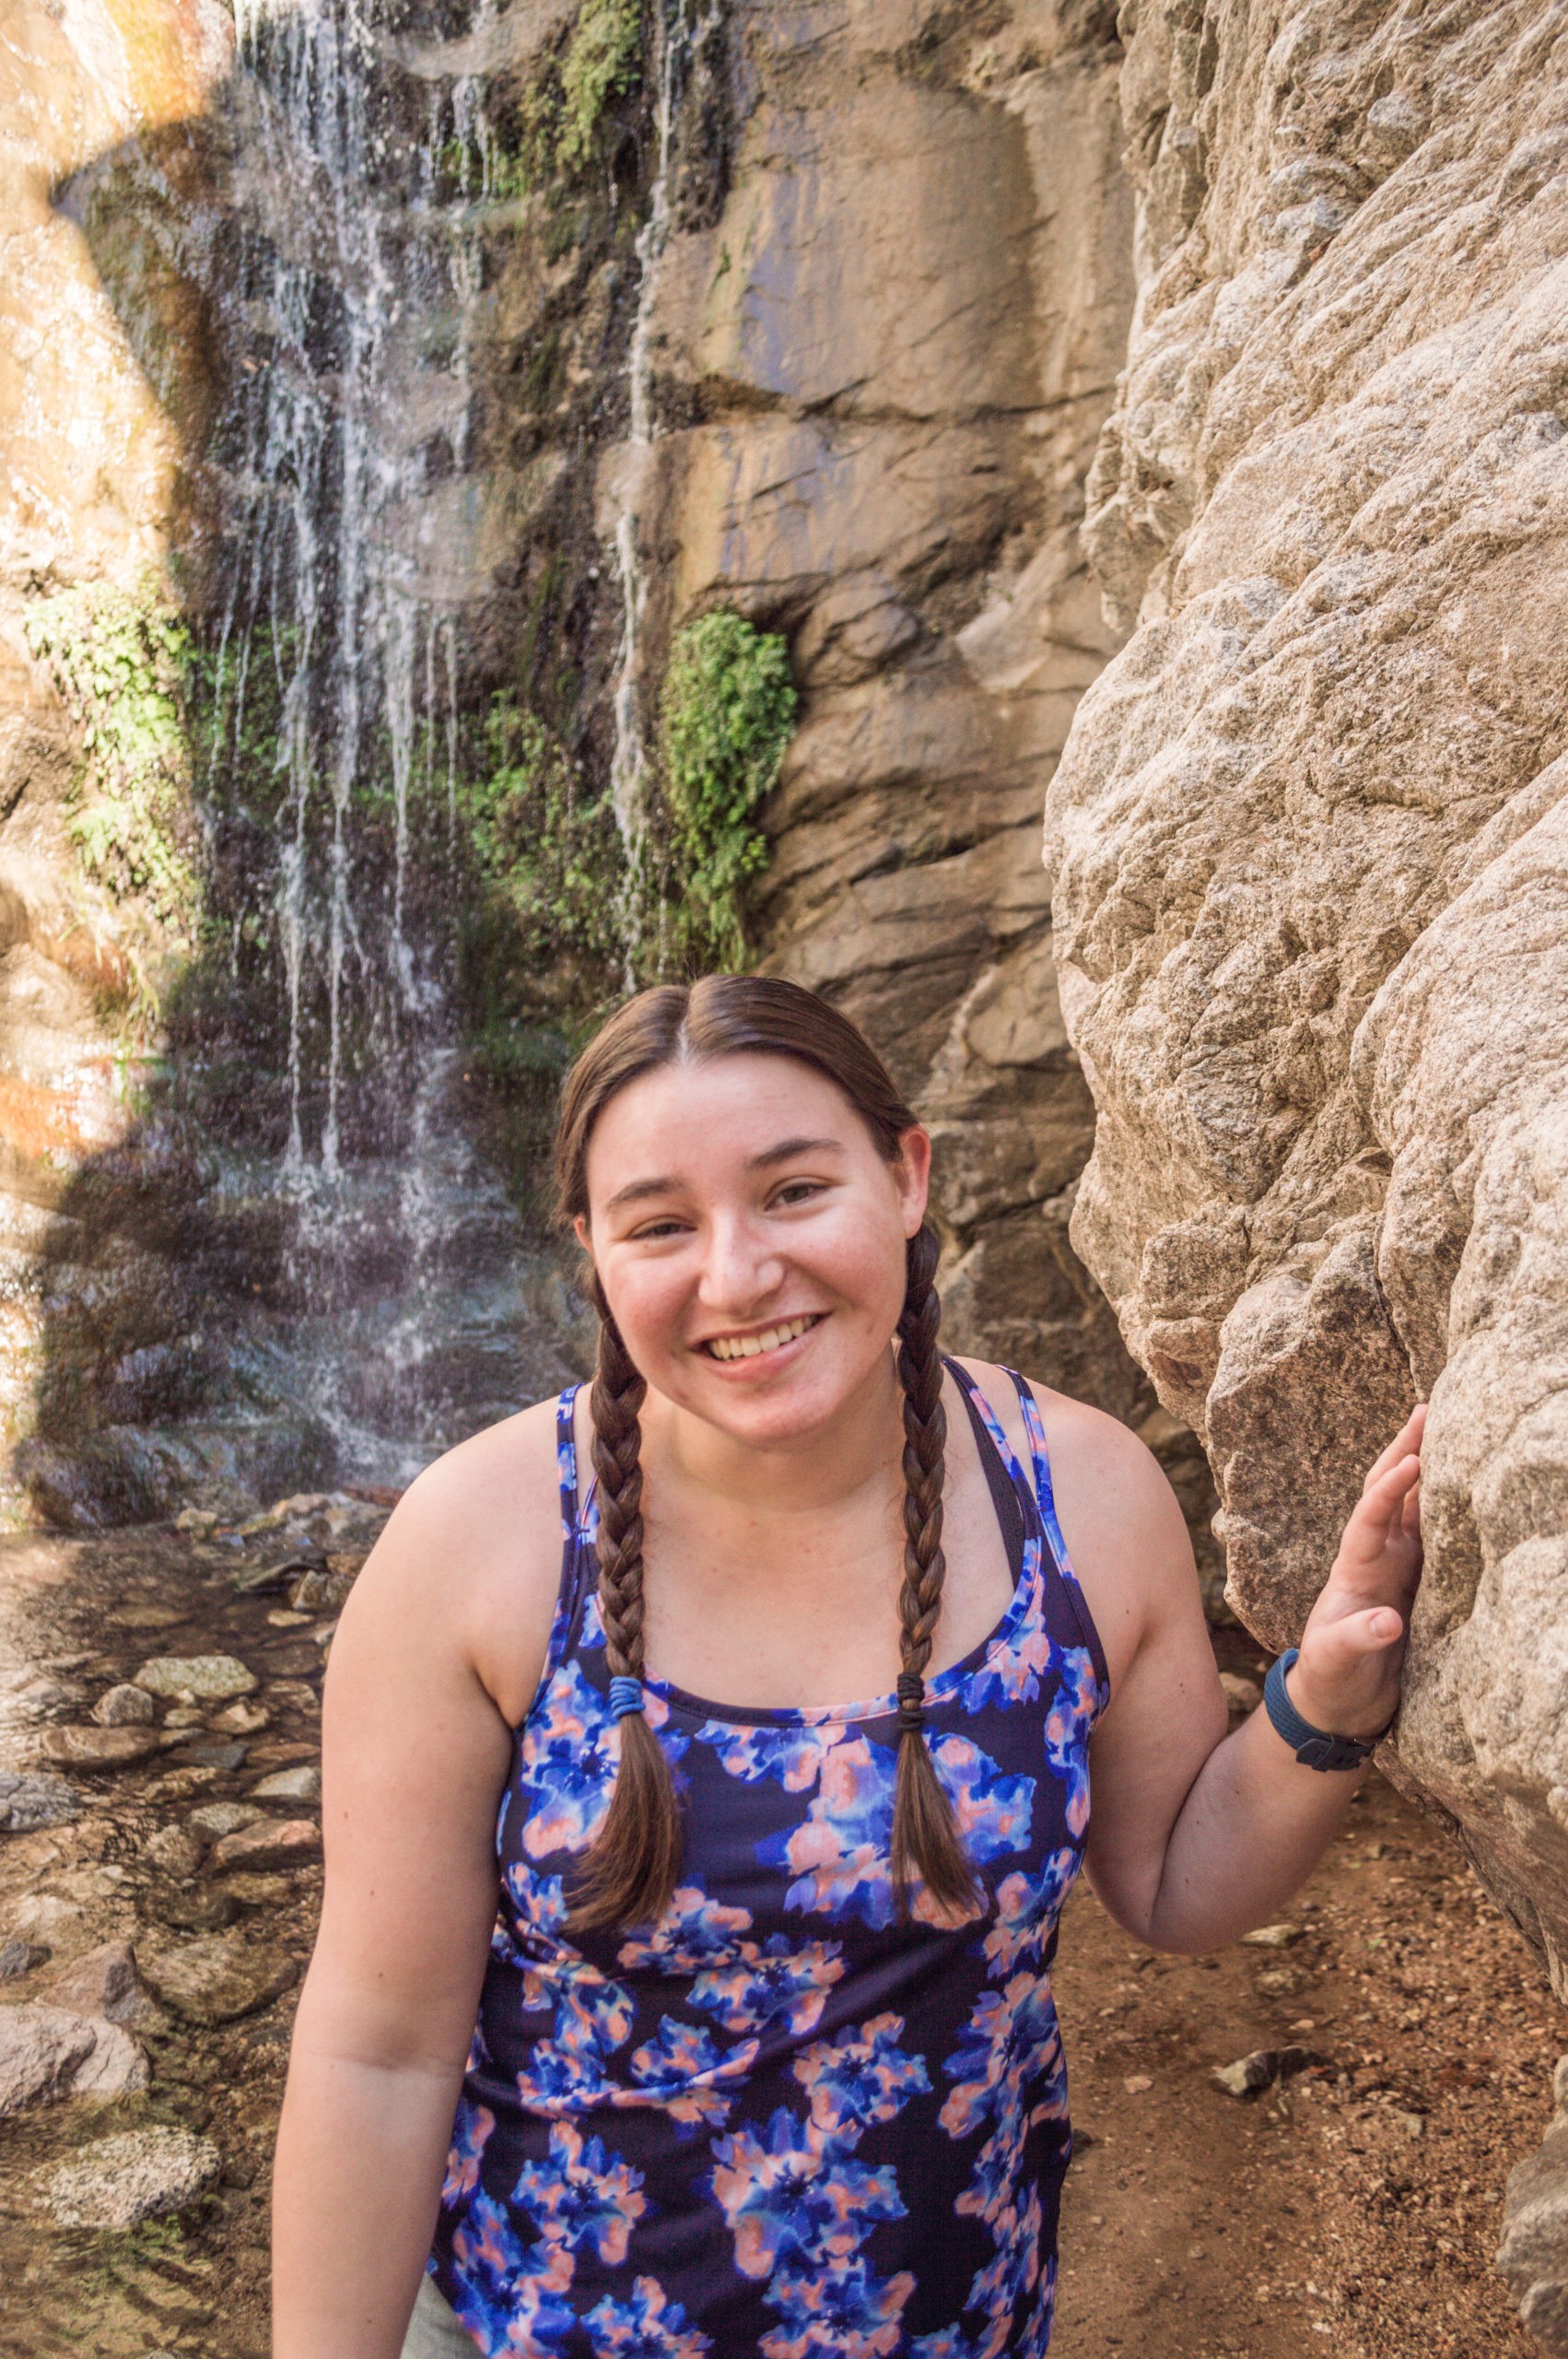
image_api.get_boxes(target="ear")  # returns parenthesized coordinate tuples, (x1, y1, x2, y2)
(573, 1214, 593, 1258)
(895, 1125, 933, 1237)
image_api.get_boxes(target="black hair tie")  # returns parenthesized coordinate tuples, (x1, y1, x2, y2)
(895, 1672, 926, 1735)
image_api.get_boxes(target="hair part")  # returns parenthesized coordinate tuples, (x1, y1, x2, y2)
(558, 976, 975, 1936)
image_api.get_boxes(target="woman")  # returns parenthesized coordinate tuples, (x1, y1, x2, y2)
(272, 977, 1423, 2359)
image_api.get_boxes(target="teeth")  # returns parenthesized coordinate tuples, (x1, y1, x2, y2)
(708, 1315, 817, 1362)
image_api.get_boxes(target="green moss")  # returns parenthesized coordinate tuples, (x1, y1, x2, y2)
(24, 579, 199, 942)
(557, 0, 644, 170)
(456, 694, 626, 981)
(657, 611, 798, 971)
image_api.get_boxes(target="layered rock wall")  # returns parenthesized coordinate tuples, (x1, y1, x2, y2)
(1046, 0, 1568, 1974)
(641, 0, 1168, 1420)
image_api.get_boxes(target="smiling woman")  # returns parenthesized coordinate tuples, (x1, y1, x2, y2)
(270, 975, 1426, 2359)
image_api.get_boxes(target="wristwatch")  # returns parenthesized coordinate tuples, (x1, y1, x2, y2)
(1263, 1648, 1396, 1771)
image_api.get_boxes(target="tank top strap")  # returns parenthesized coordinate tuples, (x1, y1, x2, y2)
(1004, 1367, 1112, 1700)
(942, 1354, 1041, 1539)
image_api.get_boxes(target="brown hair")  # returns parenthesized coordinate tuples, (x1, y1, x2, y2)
(555, 975, 978, 1933)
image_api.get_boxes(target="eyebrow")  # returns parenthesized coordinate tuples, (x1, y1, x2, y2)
(602, 1136, 846, 1215)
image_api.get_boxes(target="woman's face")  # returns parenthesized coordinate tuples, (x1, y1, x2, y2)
(579, 1052, 930, 1448)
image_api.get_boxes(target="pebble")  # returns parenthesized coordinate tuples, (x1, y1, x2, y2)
(187, 1802, 266, 1842)
(174, 1741, 250, 1770)
(136, 1929, 298, 2024)
(0, 1939, 49, 1978)
(1211, 2044, 1321, 2100)
(38, 1724, 164, 1769)
(173, 1508, 219, 1536)
(110, 1604, 184, 1631)
(0, 2004, 98, 2114)
(42, 1940, 163, 2030)
(267, 1609, 311, 1628)
(36, 2127, 220, 2228)
(1239, 1922, 1303, 1948)
(267, 1679, 321, 1715)
(90, 1683, 156, 1727)
(290, 1567, 356, 1614)
(1220, 1672, 1264, 1714)
(134, 1655, 258, 1700)
(217, 1871, 296, 1908)
(208, 1817, 322, 1873)
(141, 1824, 206, 1881)
(163, 1703, 208, 1730)
(0, 1770, 81, 1830)
(210, 1698, 270, 1735)
(249, 1763, 321, 1804)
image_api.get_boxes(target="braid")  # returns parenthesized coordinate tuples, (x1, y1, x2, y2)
(890, 1224, 980, 1919)
(564, 1280, 684, 1934)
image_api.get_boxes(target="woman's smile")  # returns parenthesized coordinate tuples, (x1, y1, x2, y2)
(696, 1310, 827, 1365)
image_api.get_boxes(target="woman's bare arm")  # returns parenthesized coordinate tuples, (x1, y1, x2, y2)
(1042, 1390, 1424, 1954)
(271, 1402, 563, 2359)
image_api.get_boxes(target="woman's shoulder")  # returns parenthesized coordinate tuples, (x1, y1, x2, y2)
(336, 1390, 577, 1730)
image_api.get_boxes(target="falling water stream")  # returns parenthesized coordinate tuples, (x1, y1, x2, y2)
(194, 0, 588, 1489)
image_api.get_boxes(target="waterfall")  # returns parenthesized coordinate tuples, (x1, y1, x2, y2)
(197, 0, 572, 1485)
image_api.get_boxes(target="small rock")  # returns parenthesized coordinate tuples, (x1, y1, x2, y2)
(266, 1679, 321, 1715)
(267, 1609, 310, 1628)
(42, 1940, 163, 2031)
(187, 1802, 266, 1843)
(1254, 1967, 1307, 1995)
(136, 1929, 297, 2024)
(172, 1741, 251, 1770)
(60, 2018, 148, 2102)
(1, 1673, 77, 1724)
(217, 1872, 296, 1908)
(38, 2127, 220, 2227)
(211, 1698, 270, 1735)
(0, 1770, 81, 1831)
(1220, 1672, 1263, 1715)
(1123, 2073, 1153, 2094)
(38, 1725, 163, 1770)
(147, 1884, 241, 1933)
(1211, 2045, 1320, 2100)
(91, 1683, 156, 1727)
(1391, 2107, 1425, 2138)
(249, 1763, 321, 1805)
(0, 2005, 96, 2114)
(208, 1817, 322, 1873)
(163, 1703, 208, 1730)
(173, 1508, 219, 1536)
(1239, 1923, 1303, 1949)
(231, 1556, 308, 1596)
(110, 1604, 185, 1631)
(141, 1825, 206, 1881)
(134, 1655, 257, 1701)
(0, 1939, 48, 1978)
(289, 1567, 355, 1614)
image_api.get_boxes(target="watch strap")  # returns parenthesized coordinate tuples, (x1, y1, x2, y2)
(1264, 1648, 1392, 1772)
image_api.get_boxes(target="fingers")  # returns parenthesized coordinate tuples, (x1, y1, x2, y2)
(1312, 1602, 1406, 1672)
(1363, 1403, 1428, 1493)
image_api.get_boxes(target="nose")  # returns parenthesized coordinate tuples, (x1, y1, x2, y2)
(696, 1208, 784, 1318)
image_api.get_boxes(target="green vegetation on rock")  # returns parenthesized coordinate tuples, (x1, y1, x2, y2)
(557, 0, 644, 169)
(24, 580, 198, 941)
(443, 0, 644, 197)
(657, 611, 797, 971)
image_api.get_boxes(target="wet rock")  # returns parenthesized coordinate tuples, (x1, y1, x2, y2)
(163, 1703, 208, 1729)
(136, 1928, 297, 2024)
(0, 1673, 77, 1725)
(172, 1740, 250, 1770)
(91, 1683, 156, 1727)
(187, 1801, 266, 1843)
(61, 2019, 149, 2102)
(134, 1655, 258, 1700)
(38, 1723, 164, 1768)
(36, 2127, 221, 2228)
(207, 1817, 322, 1873)
(210, 1699, 270, 1736)
(42, 1939, 163, 2030)
(290, 1566, 355, 1614)
(111, 1605, 186, 1633)
(0, 1770, 81, 1831)
(217, 1872, 296, 1909)
(249, 1763, 321, 1805)
(0, 2005, 97, 2114)
(1502, 2060, 1568, 2352)
(145, 1884, 241, 1933)
(141, 1824, 206, 1881)
(0, 1939, 49, 1978)
(1212, 2047, 1320, 2100)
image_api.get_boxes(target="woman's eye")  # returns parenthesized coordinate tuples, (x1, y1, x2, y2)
(772, 1180, 825, 1207)
(630, 1217, 689, 1240)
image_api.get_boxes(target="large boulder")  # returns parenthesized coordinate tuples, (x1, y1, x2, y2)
(1046, 0, 1568, 1983)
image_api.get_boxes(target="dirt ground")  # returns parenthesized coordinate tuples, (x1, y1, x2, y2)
(0, 1531, 1562, 2359)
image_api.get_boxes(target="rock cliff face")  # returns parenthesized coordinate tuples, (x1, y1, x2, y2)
(639, 0, 1161, 1414)
(1046, 0, 1568, 1984)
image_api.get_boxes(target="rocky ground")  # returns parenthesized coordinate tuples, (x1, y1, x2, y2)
(0, 1537, 1560, 2359)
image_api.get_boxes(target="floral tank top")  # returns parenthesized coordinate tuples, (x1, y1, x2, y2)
(427, 1361, 1110, 2359)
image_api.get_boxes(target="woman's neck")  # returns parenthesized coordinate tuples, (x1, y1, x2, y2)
(638, 1346, 909, 1522)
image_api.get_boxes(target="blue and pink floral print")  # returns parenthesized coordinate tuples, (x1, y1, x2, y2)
(427, 1363, 1110, 2358)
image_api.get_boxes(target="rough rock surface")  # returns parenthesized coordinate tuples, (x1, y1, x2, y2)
(638, 0, 1158, 1414)
(136, 1927, 297, 2024)
(1045, 0, 1568, 2007)
(33, 2125, 220, 2228)
(1502, 2059, 1568, 2350)
(0, 1999, 144, 2111)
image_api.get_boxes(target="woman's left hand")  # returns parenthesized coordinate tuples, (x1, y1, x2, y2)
(1288, 1403, 1426, 1742)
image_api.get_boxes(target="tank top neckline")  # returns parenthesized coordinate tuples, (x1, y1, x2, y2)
(549, 1354, 1107, 1732)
